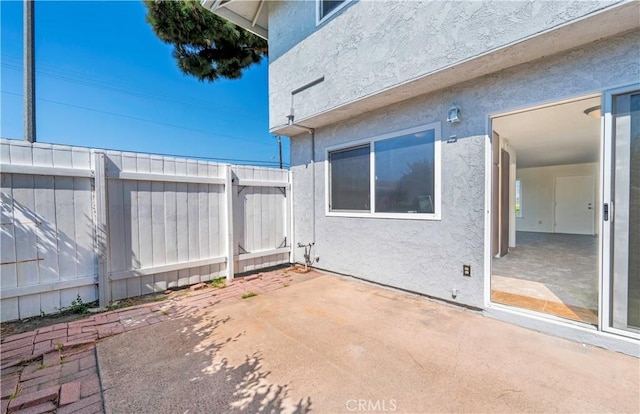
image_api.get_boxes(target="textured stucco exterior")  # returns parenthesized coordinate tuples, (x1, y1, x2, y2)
(289, 30, 640, 310)
(268, 0, 628, 130)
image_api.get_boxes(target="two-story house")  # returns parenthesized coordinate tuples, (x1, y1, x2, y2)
(203, 0, 639, 355)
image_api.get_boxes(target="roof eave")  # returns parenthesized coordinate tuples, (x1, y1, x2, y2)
(201, 0, 269, 40)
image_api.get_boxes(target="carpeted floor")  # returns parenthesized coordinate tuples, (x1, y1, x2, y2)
(492, 231, 598, 320)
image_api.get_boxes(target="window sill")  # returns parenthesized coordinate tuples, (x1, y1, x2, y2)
(326, 211, 441, 221)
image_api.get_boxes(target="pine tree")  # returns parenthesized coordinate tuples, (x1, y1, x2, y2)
(144, 0, 268, 82)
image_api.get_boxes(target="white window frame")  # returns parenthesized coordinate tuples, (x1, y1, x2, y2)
(325, 122, 442, 220)
(316, 0, 352, 26)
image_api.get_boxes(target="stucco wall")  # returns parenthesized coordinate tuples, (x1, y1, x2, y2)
(268, 0, 624, 129)
(289, 30, 639, 309)
(267, 0, 315, 61)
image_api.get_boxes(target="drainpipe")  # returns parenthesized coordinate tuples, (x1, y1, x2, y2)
(285, 76, 323, 266)
(286, 115, 316, 266)
(311, 129, 315, 246)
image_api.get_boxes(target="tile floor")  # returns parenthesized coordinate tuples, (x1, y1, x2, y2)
(491, 231, 599, 324)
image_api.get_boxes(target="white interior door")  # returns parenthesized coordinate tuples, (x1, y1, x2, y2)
(554, 175, 594, 235)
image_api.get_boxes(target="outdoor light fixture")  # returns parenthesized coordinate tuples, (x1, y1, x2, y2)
(447, 104, 461, 123)
(584, 105, 601, 119)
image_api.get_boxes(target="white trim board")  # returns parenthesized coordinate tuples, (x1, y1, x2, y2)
(0, 277, 96, 300)
(109, 257, 228, 281)
(0, 163, 93, 178)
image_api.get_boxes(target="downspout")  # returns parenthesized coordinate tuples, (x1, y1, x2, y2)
(286, 115, 316, 268)
(286, 76, 323, 267)
(311, 129, 315, 246)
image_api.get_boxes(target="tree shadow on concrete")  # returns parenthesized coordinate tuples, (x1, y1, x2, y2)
(98, 310, 312, 414)
(182, 310, 313, 414)
(211, 351, 313, 414)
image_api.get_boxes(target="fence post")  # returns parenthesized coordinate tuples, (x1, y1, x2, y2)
(93, 151, 111, 307)
(225, 164, 235, 281)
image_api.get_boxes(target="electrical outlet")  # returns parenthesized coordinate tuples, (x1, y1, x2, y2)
(463, 265, 471, 277)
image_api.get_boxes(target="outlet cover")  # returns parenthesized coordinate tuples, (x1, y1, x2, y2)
(463, 265, 471, 277)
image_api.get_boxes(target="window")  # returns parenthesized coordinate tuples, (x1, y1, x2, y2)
(326, 123, 441, 220)
(515, 180, 522, 217)
(317, 0, 349, 24)
(375, 131, 435, 214)
(329, 145, 370, 212)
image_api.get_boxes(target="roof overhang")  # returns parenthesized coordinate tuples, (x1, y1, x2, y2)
(270, 1, 638, 137)
(201, 0, 268, 40)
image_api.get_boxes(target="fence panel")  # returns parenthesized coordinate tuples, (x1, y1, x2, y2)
(0, 140, 97, 321)
(0, 139, 292, 321)
(104, 151, 228, 301)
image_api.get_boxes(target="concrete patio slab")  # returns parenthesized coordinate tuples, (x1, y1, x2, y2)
(0, 267, 310, 414)
(97, 273, 640, 413)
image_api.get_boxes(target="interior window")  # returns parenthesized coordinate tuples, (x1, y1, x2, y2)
(515, 179, 522, 217)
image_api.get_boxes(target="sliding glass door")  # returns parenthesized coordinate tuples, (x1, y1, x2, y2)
(603, 85, 640, 336)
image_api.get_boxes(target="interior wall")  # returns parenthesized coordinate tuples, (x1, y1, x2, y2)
(516, 162, 598, 233)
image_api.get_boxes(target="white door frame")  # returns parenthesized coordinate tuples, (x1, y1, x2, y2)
(600, 83, 640, 340)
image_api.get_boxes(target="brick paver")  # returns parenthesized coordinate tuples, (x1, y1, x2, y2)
(12, 401, 57, 414)
(0, 267, 318, 414)
(58, 382, 81, 407)
(7, 386, 59, 412)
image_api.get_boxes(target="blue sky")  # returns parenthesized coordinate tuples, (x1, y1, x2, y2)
(0, 0, 288, 167)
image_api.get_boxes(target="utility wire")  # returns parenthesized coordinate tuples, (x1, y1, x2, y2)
(1, 56, 281, 149)
(1, 54, 247, 108)
(1, 57, 259, 120)
(1, 90, 277, 147)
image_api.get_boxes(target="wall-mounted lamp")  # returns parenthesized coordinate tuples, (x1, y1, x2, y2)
(447, 104, 461, 123)
(583, 105, 601, 119)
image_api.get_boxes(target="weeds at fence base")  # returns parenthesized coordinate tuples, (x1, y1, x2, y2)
(58, 295, 97, 315)
(208, 277, 227, 289)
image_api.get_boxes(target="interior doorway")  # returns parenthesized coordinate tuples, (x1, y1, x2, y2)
(490, 96, 601, 324)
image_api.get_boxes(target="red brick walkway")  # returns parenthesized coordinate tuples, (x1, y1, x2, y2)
(0, 267, 319, 414)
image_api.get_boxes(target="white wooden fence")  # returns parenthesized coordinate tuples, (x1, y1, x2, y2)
(0, 139, 291, 322)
